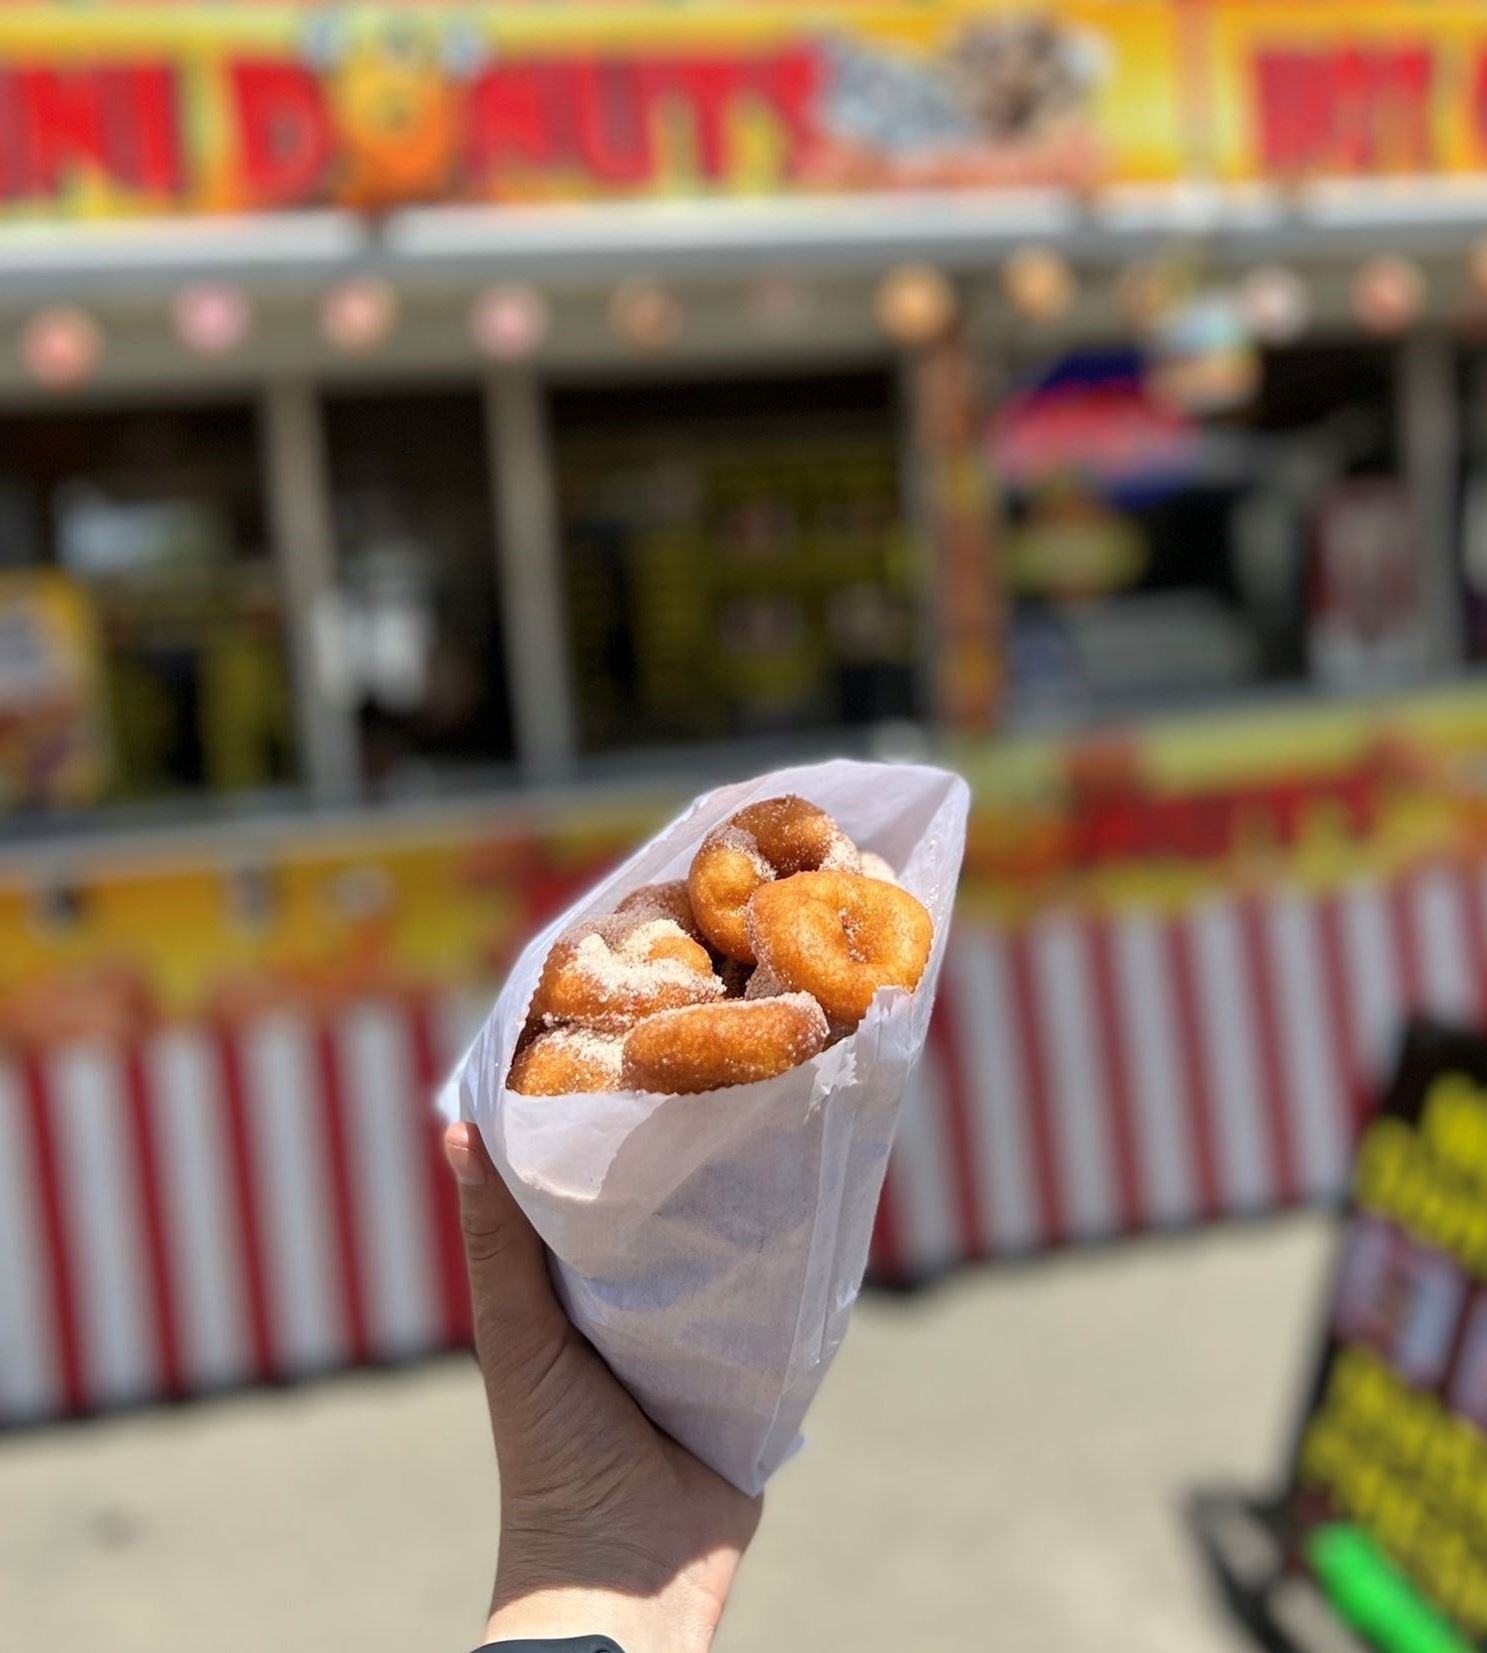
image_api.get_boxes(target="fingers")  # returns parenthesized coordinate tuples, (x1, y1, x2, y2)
(443, 1122, 566, 1380)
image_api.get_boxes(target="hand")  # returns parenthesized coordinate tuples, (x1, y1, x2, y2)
(444, 1122, 762, 1653)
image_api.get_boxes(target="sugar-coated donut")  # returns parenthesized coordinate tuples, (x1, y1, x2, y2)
(747, 870, 933, 1026)
(529, 913, 722, 1033)
(615, 879, 704, 941)
(688, 795, 859, 964)
(508, 1027, 625, 1095)
(620, 993, 829, 1094)
(743, 962, 787, 1000)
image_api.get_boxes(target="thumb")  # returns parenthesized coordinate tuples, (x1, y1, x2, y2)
(443, 1121, 566, 1375)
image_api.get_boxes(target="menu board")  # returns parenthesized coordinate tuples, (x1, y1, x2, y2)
(1194, 1022, 1487, 1653)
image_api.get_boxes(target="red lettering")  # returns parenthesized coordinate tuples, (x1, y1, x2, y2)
(1080, 799, 1149, 864)
(1254, 46, 1434, 176)
(1473, 52, 1487, 156)
(229, 61, 330, 206)
(1255, 50, 1329, 173)
(16, 66, 108, 193)
(467, 62, 559, 181)
(1155, 795, 1233, 861)
(752, 47, 821, 173)
(569, 60, 651, 185)
(639, 56, 747, 180)
(4, 63, 181, 200)
(468, 46, 820, 193)
(112, 65, 182, 195)
(0, 70, 23, 198)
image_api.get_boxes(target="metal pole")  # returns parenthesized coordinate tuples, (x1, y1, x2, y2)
(483, 370, 577, 780)
(1400, 331, 1463, 676)
(260, 378, 360, 805)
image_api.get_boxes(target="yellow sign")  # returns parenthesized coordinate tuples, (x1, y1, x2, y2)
(1204, 1, 1487, 182)
(0, 573, 109, 811)
(0, 3, 1185, 219)
(8, 686, 1487, 1045)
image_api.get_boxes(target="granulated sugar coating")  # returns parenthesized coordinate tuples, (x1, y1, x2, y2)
(689, 795, 861, 964)
(744, 961, 787, 999)
(620, 992, 830, 1094)
(688, 825, 776, 962)
(509, 793, 938, 1097)
(747, 869, 933, 1027)
(615, 879, 703, 941)
(508, 1026, 626, 1095)
(528, 912, 722, 1032)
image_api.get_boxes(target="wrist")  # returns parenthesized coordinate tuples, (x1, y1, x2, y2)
(488, 1533, 733, 1653)
(484, 1584, 717, 1653)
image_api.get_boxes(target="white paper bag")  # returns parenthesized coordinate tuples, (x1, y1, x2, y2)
(442, 758, 970, 1495)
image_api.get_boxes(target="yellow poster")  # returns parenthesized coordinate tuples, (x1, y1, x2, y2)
(0, 2, 1185, 219)
(0, 572, 110, 812)
(8, 686, 1487, 1046)
(1204, 1, 1487, 182)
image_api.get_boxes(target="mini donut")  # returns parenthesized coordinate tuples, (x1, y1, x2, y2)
(688, 795, 860, 964)
(615, 879, 704, 942)
(508, 1027, 625, 1095)
(621, 993, 829, 1094)
(747, 870, 933, 1027)
(529, 913, 722, 1033)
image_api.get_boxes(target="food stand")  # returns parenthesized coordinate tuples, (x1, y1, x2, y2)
(9, 1, 1487, 1424)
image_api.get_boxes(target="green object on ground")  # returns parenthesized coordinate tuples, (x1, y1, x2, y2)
(1307, 1524, 1474, 1653)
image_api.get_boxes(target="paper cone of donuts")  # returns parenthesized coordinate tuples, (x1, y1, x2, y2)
(443, 759, 969, 1495)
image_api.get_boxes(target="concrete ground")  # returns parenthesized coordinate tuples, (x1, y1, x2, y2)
(0, 1216, 1331, 1652)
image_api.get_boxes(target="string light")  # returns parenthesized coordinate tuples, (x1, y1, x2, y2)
(1353, 255, 1426, 336)
(469, 284, 551, 360)
(1237, 264, 1310, 345)
(171, 282, 253, 355)
(321, 277, 398, 352)
(874, 264, 957, 347)
(1468, 238, 1487, 297)
(20, 306, 102, 389)
(609, 280, 683, 352)
(1002, 246, 1076, 324)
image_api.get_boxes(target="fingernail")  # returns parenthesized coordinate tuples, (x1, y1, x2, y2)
(443, 1123, 489, 1187)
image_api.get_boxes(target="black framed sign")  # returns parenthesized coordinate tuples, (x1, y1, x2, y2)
(1193, 1021, 1487, 1653)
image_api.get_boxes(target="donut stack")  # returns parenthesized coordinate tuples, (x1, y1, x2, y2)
(509, 795, 934, 1096)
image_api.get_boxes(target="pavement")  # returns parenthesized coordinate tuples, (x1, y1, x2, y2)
(0, 1215, 1332, 1652)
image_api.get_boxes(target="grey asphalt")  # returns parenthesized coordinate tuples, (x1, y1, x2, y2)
(0, 1215, 1330, 1652)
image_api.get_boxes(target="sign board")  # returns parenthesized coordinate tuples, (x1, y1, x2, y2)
(0, 2, 1184, 219)
(1205, 2, 1487, 184)
(0, 572, 109, 812)
(1194, 1021, 1487, 1653)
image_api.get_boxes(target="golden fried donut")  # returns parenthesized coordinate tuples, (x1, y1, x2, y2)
(508, 1027, 624, 1095)
(620, 993, 829, 1094)
(858, 851, 899, 886)
(688, 795, 859, 964)
(615, 879, 703, 941)
(747, 870, 933, 1026)
(529, 913, 721, 1033)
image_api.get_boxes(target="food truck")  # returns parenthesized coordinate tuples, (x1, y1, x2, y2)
(8, 1, 1487, 1424)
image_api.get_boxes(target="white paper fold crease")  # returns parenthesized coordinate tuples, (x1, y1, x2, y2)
(441, 758, 969, 1494)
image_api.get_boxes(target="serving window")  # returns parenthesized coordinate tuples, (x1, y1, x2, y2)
(552, 369, 922, 756)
